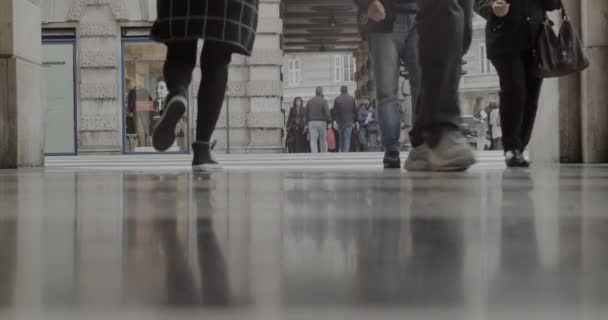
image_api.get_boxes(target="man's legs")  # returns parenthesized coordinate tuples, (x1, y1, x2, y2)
(319, 124, 328, 153)
(406, 0, 476, 171)
(309, 121, 320, 153)
(340, 124, 353, 152)
(368, 28, 403, 154)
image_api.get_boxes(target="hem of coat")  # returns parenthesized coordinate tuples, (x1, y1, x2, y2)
(150, 35, 253, 56)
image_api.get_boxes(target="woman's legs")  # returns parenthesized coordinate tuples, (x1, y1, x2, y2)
(491, 53, 527, 152)
(195, 42, 232, 143)
(164, 41, 197, 95)
(520, 52, 543, 151)
(153, 41, 197, 152)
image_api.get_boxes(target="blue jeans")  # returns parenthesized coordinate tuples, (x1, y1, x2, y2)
(308, 121, 328, 153)
(368, 14, 420, 153)
(339, 123, 353, 152)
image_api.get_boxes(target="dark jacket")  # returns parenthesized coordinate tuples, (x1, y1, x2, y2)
(475, 0, 561, 58)
(306, 96, 331, 123)
(333, 94, 358, 125)
(287, 106, 306, 131)
(355, 0, 417, 34)
(151, 0, 258, 56)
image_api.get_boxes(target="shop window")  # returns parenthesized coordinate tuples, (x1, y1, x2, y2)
(122, 37, 190, 153)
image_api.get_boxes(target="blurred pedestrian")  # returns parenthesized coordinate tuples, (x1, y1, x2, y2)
(404, 0, 477, 172)
(357, 0, 420, 167)
(151, 0, 258, 171)
(475, 0, 560, 167)
(286, 97, 308, 153)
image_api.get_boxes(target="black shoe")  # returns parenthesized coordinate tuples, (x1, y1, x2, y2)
(192, 142, 222, 172)
(383, 151, 401, 169)
(505, 150, 530, 168)
(153, 93, 187, 152)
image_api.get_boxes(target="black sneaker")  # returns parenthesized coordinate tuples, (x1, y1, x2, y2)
(383, 151, 401, 169)
(153, 93, 187, 152)
(192, 142, 222, 172)
(505, 150, 530, 168)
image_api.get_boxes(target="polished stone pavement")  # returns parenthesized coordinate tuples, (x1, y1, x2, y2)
(2, 158, 608, 319)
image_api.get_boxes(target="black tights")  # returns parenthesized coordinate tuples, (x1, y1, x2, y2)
(163, 41, 231, 143)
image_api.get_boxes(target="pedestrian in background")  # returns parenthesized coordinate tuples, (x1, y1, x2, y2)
(151, 0, 258, 171)
(489, 102, 503, 150)
(475, 0, 560, 167)
(333, 86, 359, 152)
(286, 97, 308, 153)
(306, 87, 331, 153)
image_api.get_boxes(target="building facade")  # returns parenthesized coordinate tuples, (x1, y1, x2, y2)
(40, 0, 284, 155)
(282, 52, 357, 111)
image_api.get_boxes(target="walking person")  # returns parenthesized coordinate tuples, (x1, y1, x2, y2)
(401, 0, 478, 171)
(489, 103, 503, 150)
(357, 0, 421, 167)
(333, 86, 359, 152)
(306, 87, 331, 153)
(286, 97, 307, 153)
(150, 0, 258, 171)
(475, 0, 560, 167)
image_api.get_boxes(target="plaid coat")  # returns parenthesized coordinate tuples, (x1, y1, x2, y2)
(151, 0, 258, 56)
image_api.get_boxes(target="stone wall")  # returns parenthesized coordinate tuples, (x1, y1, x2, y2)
(0, 0, 45, 168)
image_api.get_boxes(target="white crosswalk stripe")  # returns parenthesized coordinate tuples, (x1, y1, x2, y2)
(45, 152, 507, 171)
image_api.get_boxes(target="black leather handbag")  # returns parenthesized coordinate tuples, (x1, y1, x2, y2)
(534, 3, 590, 78)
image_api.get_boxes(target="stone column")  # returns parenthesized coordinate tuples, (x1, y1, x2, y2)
(0, 0, 45, 168)
(580, 0, 608, 163)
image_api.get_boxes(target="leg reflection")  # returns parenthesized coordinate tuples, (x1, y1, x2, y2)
(155, 174, 230, 306)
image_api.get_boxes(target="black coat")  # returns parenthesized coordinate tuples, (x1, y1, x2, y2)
(151, 0, 258, 56)
(475, 0, 561, 58)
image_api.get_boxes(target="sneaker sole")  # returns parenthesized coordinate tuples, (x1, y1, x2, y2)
(404, 160, 431, 172)
(152, 97, 186, 152)
(192, 164, 223, 173)
(430, 154, 477, 172)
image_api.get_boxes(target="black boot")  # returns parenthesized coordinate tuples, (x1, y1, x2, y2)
(505, 150, 530, 168)
(383, 151, 401, 169)
(192, 142, 222, 172)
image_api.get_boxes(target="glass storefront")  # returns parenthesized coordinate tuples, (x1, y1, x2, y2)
(122, 38, 189, 153)
(42, 40, 77, 155)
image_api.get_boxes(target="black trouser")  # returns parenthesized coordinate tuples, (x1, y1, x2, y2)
(163, 41, 232, 143)
(491, 51, 543, 152)
(411, 0, 473, 147)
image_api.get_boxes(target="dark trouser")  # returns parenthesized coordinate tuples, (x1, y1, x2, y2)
(163, 41, 232, 143)
(491, 51, 543, 152)
(411, 0, 473, 147)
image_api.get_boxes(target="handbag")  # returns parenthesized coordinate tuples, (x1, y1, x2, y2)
(534, 2, 589, 78)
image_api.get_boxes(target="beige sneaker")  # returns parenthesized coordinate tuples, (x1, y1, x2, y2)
(428, 130, 476, 171)
(404, 144, 432, 171)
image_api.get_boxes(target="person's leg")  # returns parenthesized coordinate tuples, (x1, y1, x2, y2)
(319, 124, 328, 153)
(195, 42, 232, 143)
(414, 0, 468, 139)
(520, 51, 544, 150)
(153, 41, 197, 151)
(341, 124, 353, 152)
(491, 53, 527, 153)
(368, 27, 403, 154)
(309, 122, 320, 153)
(406, 0, 475, 171)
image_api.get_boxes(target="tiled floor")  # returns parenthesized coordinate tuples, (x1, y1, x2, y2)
(1, 162, 608, 319)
